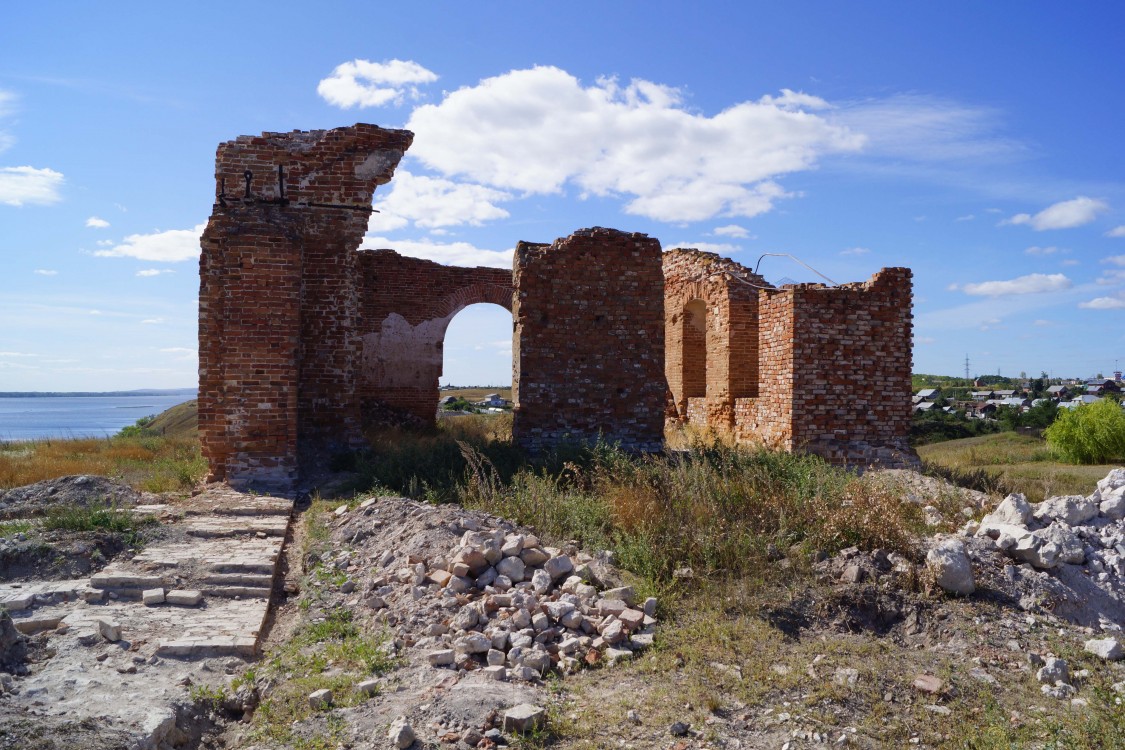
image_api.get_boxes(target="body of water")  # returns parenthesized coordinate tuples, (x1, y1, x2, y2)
(0, 394, 196, 441)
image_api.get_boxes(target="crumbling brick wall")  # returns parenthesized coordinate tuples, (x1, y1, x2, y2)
(663, 250, 765, 429)
(512, 228, 666, 453)
(664, 253, 916, 468)
(356, 249, 512, 425)
(199, 125, 412, 490)
(200, 125, 915, 489)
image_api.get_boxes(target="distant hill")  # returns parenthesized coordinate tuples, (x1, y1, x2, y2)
(0, 388, 197, 398)
(146, 400, 198, 439)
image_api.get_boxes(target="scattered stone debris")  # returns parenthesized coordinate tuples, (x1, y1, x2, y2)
(328, 496, 657, 685)
(0, 475, 152, 519)
(926, 536, 975, 595)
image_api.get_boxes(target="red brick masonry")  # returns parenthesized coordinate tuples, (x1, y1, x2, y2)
(199, 125, 917, 490)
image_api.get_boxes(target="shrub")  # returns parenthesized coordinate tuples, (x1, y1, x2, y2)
(1045, 398, 1125, 464)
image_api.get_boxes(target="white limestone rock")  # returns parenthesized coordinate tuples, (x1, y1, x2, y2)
(1085, 637, 1124, 661)
(1034, 495, 1098, 526)
(926, 537, 975, 596)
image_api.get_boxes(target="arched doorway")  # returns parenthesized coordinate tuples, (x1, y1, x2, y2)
(438, 302, 513, 419)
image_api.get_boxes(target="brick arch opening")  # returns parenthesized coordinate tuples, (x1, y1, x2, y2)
(355, 250, 513, 428)
(438, 301, 513, 412)
(682, 299, 707, 400)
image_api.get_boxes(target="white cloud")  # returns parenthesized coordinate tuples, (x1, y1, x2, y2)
(33, 269, 57, 276)
(1106, 225, 1125, 238)
(832, 94, 1023, 164)
(1061, 259, 1080, 267)
(840, 246, 870, 256)
(1004, 196, 1108, 231)
(140, 318, 165, 325)
(0, 90, 16, 153)
(713, 224, 750, 239)
(1033, 319, 1052, 327)
(0, 166, 64, 206)
(960, 273, 1072, 296)
(1097, 270, 1125, 286)
(363, 235, 512, 268)
(85, 216, 109, 228)
(667, 241, 743, 256)
(406, 67, 864, 222)
(368, 171, 511, 232)
(317, 59, 437, 109)
(1024, 245, 1058, 256)
(136, 269, 173, 277)
(955, 214, 975, 222)
(914, 336, 936, 345)
(159, 347, 196, 355)
(1079, 294, 1125, 310)
(1103, 255, 1125, 267)
(95, 223, 204, 262)
(0, 351, 36, 357)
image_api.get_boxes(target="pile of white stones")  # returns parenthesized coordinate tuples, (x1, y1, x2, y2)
(374, 528, 658, 681)
(968, 468, 1125, 574)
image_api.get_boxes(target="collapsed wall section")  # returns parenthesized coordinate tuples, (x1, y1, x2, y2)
(356, 249, 513, 426)
(663, 250, 765, 428)
(199, 125, 411, 490)
(512, 227, 666, 453)
(785, 268, 916, 466)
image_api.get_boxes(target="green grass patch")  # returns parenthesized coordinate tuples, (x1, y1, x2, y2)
(41, 501, 156, 544)
(0, 519, 33, 538)
(918, 432, 1118, 500)
(249, 607, 395, 748)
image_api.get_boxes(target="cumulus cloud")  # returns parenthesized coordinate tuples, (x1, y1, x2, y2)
(840, 247, 871, 256)
(85, 216, 109, 228)
(1103, 255, 1125, 267)
(363, 235, 513, 268)
(136, 269, 173, 277)
(1024, 245, 1058, 256)
(1004, 196, 1108, 230)
(713, 224, 750, 239)
(406, 67, 864, 222)
(1097, 270, 1125, 286)
(0, 166, 64, 206)
(33, 269, 57, 276)
(1106, 226, 1125, 238)
(1079, 294, 1125, 310)
(95, 223, 204, 262)
(317, 59, 437, 108)
(368, 171, 511, 232)
(958, 273, 1072, 296)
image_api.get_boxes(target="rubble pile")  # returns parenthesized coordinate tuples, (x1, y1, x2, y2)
(970, 469, 1125, 577)
(324, 497, 658, 682)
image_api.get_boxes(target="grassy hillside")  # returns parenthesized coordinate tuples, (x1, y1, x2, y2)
(918, 431, 1117, 500)
(146, 399, 198, 439)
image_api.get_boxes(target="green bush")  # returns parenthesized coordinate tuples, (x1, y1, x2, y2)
(1045, 398, 1125, 464)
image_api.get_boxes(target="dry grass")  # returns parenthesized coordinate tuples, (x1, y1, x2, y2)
(918, 432, 1118, 501)
(0, 435, 206, 493)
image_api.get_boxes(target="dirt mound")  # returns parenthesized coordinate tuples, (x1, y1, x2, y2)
(0, 475, 146, 519)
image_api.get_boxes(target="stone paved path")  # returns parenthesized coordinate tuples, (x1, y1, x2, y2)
(0, 484, 294, 748)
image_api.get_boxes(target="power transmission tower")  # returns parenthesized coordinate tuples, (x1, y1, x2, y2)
(964, 354, 970, 382)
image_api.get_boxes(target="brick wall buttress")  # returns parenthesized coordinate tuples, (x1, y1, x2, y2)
(198, 124, 412, 491)
(513, 228, 666, 453)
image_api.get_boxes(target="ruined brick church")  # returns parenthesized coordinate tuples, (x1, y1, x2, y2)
(199, 125, 916, 490)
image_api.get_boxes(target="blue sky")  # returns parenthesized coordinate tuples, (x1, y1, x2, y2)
(2, 2, 1124, 391)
